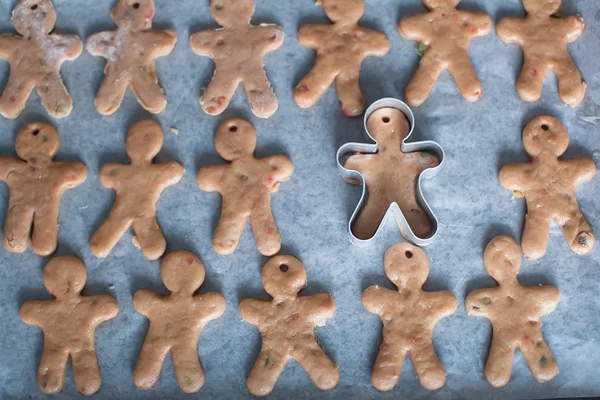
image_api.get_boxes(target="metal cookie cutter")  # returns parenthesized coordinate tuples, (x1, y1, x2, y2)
(336, 98, 445, 247)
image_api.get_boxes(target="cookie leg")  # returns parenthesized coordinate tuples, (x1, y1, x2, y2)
(130, 72, 168, 114)
(247, 348, 288, 397)
(90, 211, 132, 258)
(132, 216, 167, 260)
(133, 338, 170, 390)
(172, 344, 205, 394)
(0, 74, 34, 119)
(293, 61, 337, 109)
(31, 202, 59, 256)
(250, 203, 281, 256)
(521, 210, 550, 260)
(71, 348, 101, 396)
(410, 341, 446, 391)
(554, 57, 586, 108)
(293, 341, 339, 390)
(2, 204, 33, 253)
(484, 335, 516, 388)
(94, 75, 129, 115)
(516, 56, 547, 103)
(557, 209, 595, 255)
(448, 55, 482, 102)
(336, 70, 365, 117)
(37, 75, 73, 118)
(242, 69, 278, 118)
(405, 55, 444, 107)
(200, 71, 238, 116)
(520, 336, 559, 383)
(212, 202, 247, 255)
(37, 347, 68, 394)
(352, 193, 389, 241)
(370, 340, 405, 391)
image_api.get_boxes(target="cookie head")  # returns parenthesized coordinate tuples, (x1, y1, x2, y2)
(16, 122, 60, 161)
(126, 120, 164, 163)
(523, 0, 561, 15)
(522, 116, 569, 157)
(366, 107, 411, 145)
(422, 0, 461, 10)
(161, 251, 206, 294)
(484, 236, 521, 283)
(12, 0, 56, 36)
(211, 0, 254, 26)
(384, 243, 429, 289)
(319, 0, 364, 24)
(111, 0, 154, 31)
(262, 256, 307, 297)
(215, 119, 257, 161)
(43, 256, 87, 298)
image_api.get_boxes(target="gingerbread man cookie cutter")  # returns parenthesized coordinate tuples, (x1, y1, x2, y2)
(336, 98, 444, 247)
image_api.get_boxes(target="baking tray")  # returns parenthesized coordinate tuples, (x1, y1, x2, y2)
(0, 0, 599, 399)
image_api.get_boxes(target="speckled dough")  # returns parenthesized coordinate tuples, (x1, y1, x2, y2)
(197, 119, 293, 256)
(466, 236, 560, 388)
(19, 256, 119, 396)
(86, 0, 176, 115)
(294, 0, 389, 117)
(363, 243, 456, 391)
(190, 0, 283, 118)
(240, 255, 339, 396)
(90, 120, 184, 260)
(499, 116, 596, 260)
(133, 251, 226, 393)
(0, 0, 82, 119)
(0, 122, 87, 256)
(398, 0, 491, 107)
(344, 107, 439, 240)
(497, 0, 586, 108)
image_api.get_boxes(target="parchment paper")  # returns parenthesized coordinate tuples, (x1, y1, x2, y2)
(0, 0, 599, 399)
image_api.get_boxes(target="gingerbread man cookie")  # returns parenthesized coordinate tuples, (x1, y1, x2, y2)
(197, 119, 293, 256)
(86, 0, 177, 115)
(133, 251, 226, 393)
(20, 256, 119, 395)
(190, 0, 284, 118)
(344, 107, 439, 240)
(398, 0, 491, 107)
(90, 120, 184, 260)
(363, 243, 456, 391)
(0, 0, 82, 119)
(240, 255, 339, 396)
(0, 122, 87, 256)
(294, 0, 389, 117)
(466, 236, 560, 387)
(497, 0, 586, 107)
(499, 116, 596, 260)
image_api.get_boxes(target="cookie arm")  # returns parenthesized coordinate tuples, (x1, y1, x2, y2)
(496, 17, 523, 44)
(190, 30, 216, 57)
(298, 24, 327, 48)
(239, 298, 268, 327)
(195, 292, 226, 322)
(465, 11, 493, 36)
(146, 29, 177, 56)
(85, 31, 115, 58)
(132, 289, 162, 317)
(0, 34, 19, 59)
(51, 33, 83, 60)
(92, 294, 119, 322)
(99, 163, 123, 189)
(417, 152, 441, 173)
(343, 153, 371, 183)
(0, 157, 23, 181)
(465, 289, 493, 317)
(532, 285, 561, 311)
(565, 157, 597, 185)
(564, 15, 585, 42)
(362, 285, 395, 316)
(19, 300, 46, 326)
(363, 29, 390, 57)
(196, 165, 225, 192)
(266, 155, 294, 182)
(429, 290, 458, 319)
(256, 24, 285, 53)
(57, 161, 88, 188)
(303, 293, 335, 323)
(498, 163, 529, 191)
(160, 161, 185, 185)
(398, 14, 431, 42)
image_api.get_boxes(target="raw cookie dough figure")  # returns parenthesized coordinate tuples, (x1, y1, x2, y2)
(190, 0, 284, 118)
(497, 0, 586, 107)
(90, 120, 184, 260)
(197, 119, 293, 256)
(344, 107, 439, 240)
(20, 256, 119, 395)
(499, 116, 596, 260)
(363, 243, 457, 391)
(0, 0, 82, 119)
(294, 0, 389, 117)
(240, 256, 339, 396)
(86, 0, 176, 115)
(398, 0, 491, 107)
(466, 236, 560, 387)
(0, 122, 87, 256)
(133, 251, 226, 393)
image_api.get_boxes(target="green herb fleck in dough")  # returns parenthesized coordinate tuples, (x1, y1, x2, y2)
(482, 296, 491, 305)
(417, 42, 429, 58)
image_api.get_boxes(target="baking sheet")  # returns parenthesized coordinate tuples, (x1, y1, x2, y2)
(0, 0, 599, 398)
